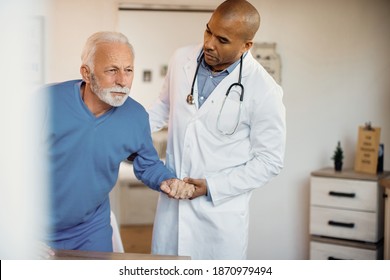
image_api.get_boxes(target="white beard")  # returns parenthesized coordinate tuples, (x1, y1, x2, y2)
(90, 74, 131, 107)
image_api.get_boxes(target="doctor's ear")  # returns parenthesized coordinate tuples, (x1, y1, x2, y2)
(244, 41, 253, 52)
(80, 65, 91, 82)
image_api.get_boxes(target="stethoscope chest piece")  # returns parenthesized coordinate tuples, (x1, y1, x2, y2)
(186, 94, 195, 105)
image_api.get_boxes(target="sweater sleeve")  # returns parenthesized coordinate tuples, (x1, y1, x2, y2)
(132, 113, 176, 191)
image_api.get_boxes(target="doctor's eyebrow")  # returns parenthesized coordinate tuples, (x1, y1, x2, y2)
(206, 24, 230, 44)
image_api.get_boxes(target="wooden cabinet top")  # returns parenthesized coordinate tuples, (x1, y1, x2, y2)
(380, 176, 390, 190)
(311, 167, 390, 182)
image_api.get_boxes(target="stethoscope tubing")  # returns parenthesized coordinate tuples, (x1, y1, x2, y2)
(186, 52, 245, 135)
(187, 52, 244, 105)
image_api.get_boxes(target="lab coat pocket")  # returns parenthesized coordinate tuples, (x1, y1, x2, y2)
(206, 89, 244, 137)
(216, 88, 242, 135)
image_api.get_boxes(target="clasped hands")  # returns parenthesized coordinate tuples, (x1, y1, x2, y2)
(160, 177, 207, 200)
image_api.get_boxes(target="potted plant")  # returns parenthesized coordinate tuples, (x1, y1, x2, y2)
(331, 141, 344, 171)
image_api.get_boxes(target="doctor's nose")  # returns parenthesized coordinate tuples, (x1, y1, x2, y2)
(204, 36, 216, 52)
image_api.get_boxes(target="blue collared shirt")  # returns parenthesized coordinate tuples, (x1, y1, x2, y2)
(196, 52, 243, 107)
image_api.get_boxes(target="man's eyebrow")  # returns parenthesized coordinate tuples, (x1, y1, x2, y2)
(206, 23, 230, 43)
(104, 64, 133, 69)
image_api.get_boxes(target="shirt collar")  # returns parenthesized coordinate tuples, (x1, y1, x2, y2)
(197, 50, 246, 74)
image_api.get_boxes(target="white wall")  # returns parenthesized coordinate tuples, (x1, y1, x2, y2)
(43, 0, 390, 259)
(117, 9, 212, 108)
(44, 0, 118, 83)
(249, 0, 390, 259)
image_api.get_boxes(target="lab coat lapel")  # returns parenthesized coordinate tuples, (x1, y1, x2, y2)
(241, 51, 255, 78)
(182, 47, 202, 110)
(183, 47, 202, 92)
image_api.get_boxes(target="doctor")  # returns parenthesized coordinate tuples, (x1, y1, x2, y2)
(148, 0, 286, 259)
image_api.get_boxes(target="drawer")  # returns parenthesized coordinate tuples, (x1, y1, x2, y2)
(310, 206, 381, 242)
(310, 241, 379, 260)
(310, 177, 379, 211)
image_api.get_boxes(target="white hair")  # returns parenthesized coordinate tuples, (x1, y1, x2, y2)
(81, 31, 134, 71)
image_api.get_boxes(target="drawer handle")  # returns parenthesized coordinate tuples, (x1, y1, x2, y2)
(328, 191, 356, 198)
(328, 220, 355, 228)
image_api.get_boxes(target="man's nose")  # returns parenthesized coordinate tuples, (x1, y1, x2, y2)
(204, 36, 216, 51)
(115, 70, 126, 87)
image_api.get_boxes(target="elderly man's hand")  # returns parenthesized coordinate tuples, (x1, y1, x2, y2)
(160, 178, 195, 199)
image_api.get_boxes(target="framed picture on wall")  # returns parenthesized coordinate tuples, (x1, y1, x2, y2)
(143, 70, 152, 82)
(251, 42, 281, 85)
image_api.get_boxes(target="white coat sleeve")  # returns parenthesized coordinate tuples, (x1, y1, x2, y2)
(206, 84, 286, 206)
(147, 67, 171, 133)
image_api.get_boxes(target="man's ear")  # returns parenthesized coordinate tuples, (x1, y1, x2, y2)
(244, 40, 253, 52)
(80, 65, 91, 82)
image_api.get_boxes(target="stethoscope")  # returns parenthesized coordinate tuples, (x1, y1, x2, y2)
(186, 53, 245, 135)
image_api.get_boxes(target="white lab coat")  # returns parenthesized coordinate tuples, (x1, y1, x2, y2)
(148, 44, 286, 260)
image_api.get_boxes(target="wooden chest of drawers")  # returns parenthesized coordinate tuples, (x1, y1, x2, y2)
(310, 236, 383, 260)
(309, 168, 389, 260)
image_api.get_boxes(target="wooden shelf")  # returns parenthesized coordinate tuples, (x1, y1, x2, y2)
(311, 167, 390, 181)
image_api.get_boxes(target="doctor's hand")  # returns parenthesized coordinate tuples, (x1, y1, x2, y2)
(183, 177, 208, 200)
(160, 178, 195, 199)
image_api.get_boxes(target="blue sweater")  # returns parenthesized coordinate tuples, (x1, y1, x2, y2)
(43, 80, 174, 244)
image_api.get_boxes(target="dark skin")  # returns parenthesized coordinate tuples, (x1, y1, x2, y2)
(184, 177, 207, 199)
(203, 14, 252, 72)
(187, 0, 260, 200)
